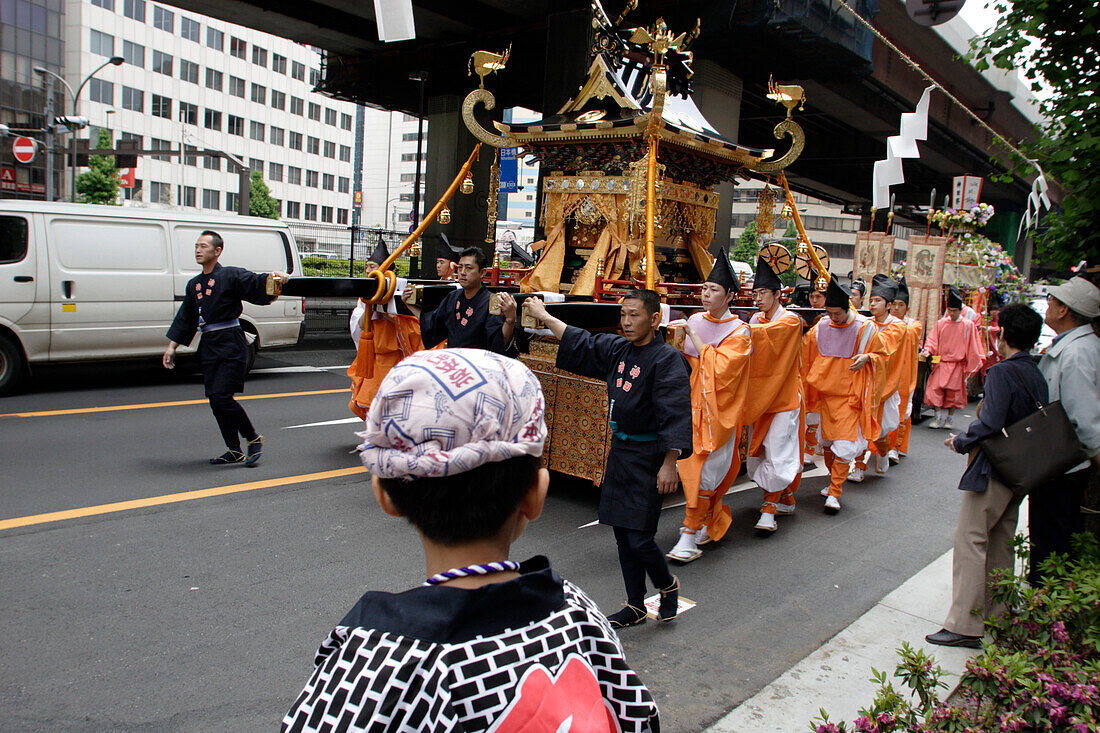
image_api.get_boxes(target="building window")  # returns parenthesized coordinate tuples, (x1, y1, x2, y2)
(90, 29, 114, 57)
(205, 68, 222, 91)
(269, 127, 284, 146)
(270, 90, 286, 110)
(124, 179, 142, 201)
(152, 50, 172, 76)
(399, 193, 414, 201)
(269, 163, 283, 182)
(179, 185, 196, 207)
(340, 113, 352, 131)
(323, 141, 335, 159)
(289, 97, 304, 116)
(203, 109, 221, 131)
(304, 203, 317, 221)
(307, 102, 321, 121)
(288, 167, 301, 185)
(89, 78, 113, 105)
(229, 36, 246, 59)
(306, 136, 320, 155)
(120, 131, 142, 146)
(149, 181, 170, 203)
(202, 189, 220, 210)
(399, 173, 416, 182)
(401, 153, 422, 162)
(285, 201, 300, 218)
(402, 132, 420, 141)
(249, 158, 263, 174)
(338, 176, 350, 193)
(121, 86, 143, 112)
(151, 95, 171, 119)
(178, 102, 197, 126)
(322, 173, 335, 191)
(90, 0, 113, 10)
(251, 46, 267, 67)
(226, 192, 240, 212)
(227, 115, 243, 136)
(337, 209, 348, 225)
(305, 170, 319, 188)
(179, 59, 199, 84)
(321, 206, 333, 223)
(309, 68, 320, 86)
(291, 60, 305, 81)
(206, 27, 223, 51)
(272, 53, 287, 74)
(324, 108, 337, 126)
(183, 144, 198, 166)
(180, 16, 200, 42)
(123, 0, 144, 20)
(288, 131, 302, 150)
(122, 40, 144, 67)
(339, 145, 351, 163)
(228, 76, 245, 98)
(150, 138, 171, 161)
(250, 83, 266, 104)
(204, 154, 221, 171)
(249, 121, 265, 141)
(152, 5, 172, 32)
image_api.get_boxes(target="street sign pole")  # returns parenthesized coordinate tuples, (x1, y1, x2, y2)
(43, 75, 54, 201)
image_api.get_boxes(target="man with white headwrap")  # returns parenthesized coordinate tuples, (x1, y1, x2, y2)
(283, 349, 659, 733)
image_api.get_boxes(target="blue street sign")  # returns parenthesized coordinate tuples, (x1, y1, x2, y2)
(499, 147, 518, 193)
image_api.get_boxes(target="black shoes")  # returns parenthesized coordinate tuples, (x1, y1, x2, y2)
(607, 604, 648, 629)
(657, 576, 680, 623)
(210, 450, 245, 465)
(925, 628, 982, 649)
(245, 435, 263, 467)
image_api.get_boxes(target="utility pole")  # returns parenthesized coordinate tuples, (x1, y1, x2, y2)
(350, 103, 365, 276)
(410, 71, 428, 277)
(42, 75, 54, 202)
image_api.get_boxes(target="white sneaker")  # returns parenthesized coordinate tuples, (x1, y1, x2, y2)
(824, 495, 841, 513)
(820, 486, 830, 497)
(875, 455, 890, 475)
(754, 512, 778, 533)
(848, 467, 865, 483)
(695, 525, 712, 546)
(666, 527, 702, 563)
(928, 418, 943, 429)
(775, 503, 796, 515)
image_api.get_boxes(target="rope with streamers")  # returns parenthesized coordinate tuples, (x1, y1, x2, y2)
(423, 560, 521, 586)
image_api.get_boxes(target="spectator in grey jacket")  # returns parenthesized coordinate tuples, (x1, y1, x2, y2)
(1033, 277, 1100, 584)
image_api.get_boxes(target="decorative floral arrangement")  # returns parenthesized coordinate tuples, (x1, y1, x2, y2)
(930, 202, 995, 230)
(947, 231, 1032, 302)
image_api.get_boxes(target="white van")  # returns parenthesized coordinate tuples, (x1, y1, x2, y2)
(0, 201, 304, 395)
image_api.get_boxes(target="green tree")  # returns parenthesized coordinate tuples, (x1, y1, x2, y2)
(75, 128, 119, 205)
(730, 220, 759, 264)
(248, 170, 281, 219)
(968, 0, 1098, 269)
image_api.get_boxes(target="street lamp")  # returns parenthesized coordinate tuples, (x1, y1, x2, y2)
(35, 55, 123, 201)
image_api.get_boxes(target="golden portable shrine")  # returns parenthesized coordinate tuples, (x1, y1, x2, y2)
(280, 2, 835, 485)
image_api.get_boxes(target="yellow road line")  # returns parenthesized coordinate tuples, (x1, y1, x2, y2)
(0, 388, 347, 419)
(0, 466, 368, 531)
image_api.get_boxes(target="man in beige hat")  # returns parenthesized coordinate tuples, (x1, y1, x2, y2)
(1032, 276, 1100, 584)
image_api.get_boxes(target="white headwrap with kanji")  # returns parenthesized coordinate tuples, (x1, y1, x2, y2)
(359, 348, 546, 479)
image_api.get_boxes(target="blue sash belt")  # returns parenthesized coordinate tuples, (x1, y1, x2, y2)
(609, 421, 658, 443)
(200, 319, 241, 333)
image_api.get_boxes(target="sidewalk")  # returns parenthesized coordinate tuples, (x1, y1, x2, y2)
(705, 501, 1029, 732)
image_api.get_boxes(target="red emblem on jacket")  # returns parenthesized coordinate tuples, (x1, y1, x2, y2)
(486, 654, 621, 733)
(617, 361, 625, 374)
(207, 278, 215, 287)
(629, 365, 641, 379)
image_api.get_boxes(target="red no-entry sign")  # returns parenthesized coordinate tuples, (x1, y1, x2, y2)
(12, 136, 36, 164)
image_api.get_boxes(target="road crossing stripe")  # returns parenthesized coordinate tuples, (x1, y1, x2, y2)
(0, 388, 347, 419)
(0, 466, 368, 531)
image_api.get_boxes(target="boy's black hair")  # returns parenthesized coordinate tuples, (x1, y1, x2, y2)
(378, 454, 540, 545)
(998, 303, 1043, 351)
(622, 289, 661, 316)
(459, 247, 489, 271)
(200, 230, 224, 250)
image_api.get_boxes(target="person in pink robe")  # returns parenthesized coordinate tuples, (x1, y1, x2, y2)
(921, 287, 985, 429)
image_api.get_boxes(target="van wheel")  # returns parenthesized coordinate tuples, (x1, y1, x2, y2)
(0, 335, 26, 397)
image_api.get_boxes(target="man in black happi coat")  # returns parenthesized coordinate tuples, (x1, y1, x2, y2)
(164, 230, 288, 466)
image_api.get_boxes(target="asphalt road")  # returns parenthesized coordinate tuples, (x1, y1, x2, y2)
(1, 342, 968, 732)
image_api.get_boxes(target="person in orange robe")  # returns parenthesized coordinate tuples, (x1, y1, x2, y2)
(921, 287, 985, 430)
(744, 256, 804, 534)
(802, 275, 885, 513)
(852, 274, 908, 480)
(666, 250, 752, 562)
(347, 240, 424, 419)
(803, 285, 827, 464)
(888, 278, 923, 459)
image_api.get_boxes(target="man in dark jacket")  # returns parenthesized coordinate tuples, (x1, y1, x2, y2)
(926, 304, 1047, 648)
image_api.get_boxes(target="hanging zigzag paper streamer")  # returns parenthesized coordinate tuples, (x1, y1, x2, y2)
(1017, 163, 1051, 243)
(872, 86, 935, 210)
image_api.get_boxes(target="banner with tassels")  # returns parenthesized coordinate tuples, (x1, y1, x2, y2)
(905, 234, 950, 333)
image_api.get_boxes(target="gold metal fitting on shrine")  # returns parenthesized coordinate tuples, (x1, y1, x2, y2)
(439, 206, 452, 224)
(460, 174, 475, 195)
(520, 301, 543, 330)
(410, 240, 422, 257)
(406, 284, 424, 305)
(489, 292, 503, 315)
(266, 273, 283, 297)
(815, 276, 828, 292)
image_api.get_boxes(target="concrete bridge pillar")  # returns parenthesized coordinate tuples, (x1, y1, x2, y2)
(692, 60, 744, 255)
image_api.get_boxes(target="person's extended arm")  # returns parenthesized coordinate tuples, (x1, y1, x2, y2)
(522, 297, 567, 340)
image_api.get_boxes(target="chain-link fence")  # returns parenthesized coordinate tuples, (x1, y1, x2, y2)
(287, 222, 413, 276)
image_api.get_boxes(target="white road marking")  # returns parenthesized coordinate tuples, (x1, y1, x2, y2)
(319, 364, 352, 371)
(251, 366, 325, 374)
(283, 417, 363, 429)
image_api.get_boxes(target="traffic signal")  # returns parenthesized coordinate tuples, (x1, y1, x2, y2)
(53, 116, 89, 130)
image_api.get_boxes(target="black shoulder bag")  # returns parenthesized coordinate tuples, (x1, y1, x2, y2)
(978, 361, 1088, 493)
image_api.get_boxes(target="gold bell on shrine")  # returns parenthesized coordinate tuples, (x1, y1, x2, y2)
(796, 239, 809, 255)
(781, 203, 794, 219)
(460, 174, 475, 195)
(439, 206, 452, 224)
(815, 276, 828, 292)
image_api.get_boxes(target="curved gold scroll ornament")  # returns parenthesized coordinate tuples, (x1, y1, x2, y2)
(462, 88, 511, 148)
(746, 118, 806, 174)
